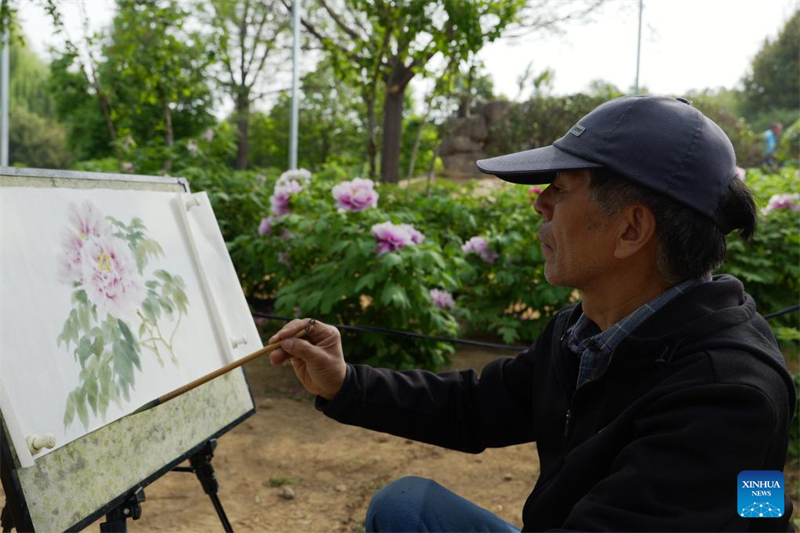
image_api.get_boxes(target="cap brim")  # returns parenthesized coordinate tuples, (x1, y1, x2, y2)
(476, 144, 602, 184)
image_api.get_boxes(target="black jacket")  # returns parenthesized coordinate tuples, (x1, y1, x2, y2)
(317, 275, 796, 531)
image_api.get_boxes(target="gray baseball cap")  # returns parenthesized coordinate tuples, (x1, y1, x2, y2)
(476, 95, 738, 232)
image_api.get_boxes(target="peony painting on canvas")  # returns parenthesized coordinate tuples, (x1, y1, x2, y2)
(55, 201, 189, 430)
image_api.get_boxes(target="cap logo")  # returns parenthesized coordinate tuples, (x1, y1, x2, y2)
(569, 124, 585, 137)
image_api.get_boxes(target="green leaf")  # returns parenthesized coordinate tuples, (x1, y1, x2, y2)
(381, 253, 403, 270)
(381, 283, 408, 309)
(355, 273, 376, 292)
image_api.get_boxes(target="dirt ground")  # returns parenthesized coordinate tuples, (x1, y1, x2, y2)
(127, 347, 537, 532)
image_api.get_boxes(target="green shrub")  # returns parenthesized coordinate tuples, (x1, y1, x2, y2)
(722, 166, 800, 354)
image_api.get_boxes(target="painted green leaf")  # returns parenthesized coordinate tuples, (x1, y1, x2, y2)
(112, 340, 135, 388)
(145, 280, 159, 290)
(118, 319, 136, 345)
(63, 392, 76, 427)
(76, 388, 89, 429)
(75, 336, 92, 368)
(138, 321, 147, 338)
(158, 296, 174, 315)
(78, 302, 91, 332)
(154, 269, 173, 283)
(86, 378, 98, 416)
(173, 288, 189, 314)
(142, 297, 160, 322)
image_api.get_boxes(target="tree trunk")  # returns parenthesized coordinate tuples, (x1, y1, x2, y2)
(407, 105, 431, 181)
(380, 62, 414, 184)
(163, 101, 174, 174)
(235, 89, 250, 170)
(366, 95, 378, 180)
(380, 87, 404, 183)
(97, 93, 118, 156)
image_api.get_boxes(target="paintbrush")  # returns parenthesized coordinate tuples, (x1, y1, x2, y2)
(131, 319, 315, 415)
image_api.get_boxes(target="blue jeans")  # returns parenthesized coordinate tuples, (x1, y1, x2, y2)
(366, 476, 521, 533)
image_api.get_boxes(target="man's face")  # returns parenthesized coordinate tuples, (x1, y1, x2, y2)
(533, 170, 619, 289)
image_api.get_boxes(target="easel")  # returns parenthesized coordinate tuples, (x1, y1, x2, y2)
(0, 167, 257, 532)
(1, 436, 234, 533)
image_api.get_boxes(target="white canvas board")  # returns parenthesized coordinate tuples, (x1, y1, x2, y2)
(0, 187, 256, 464)
(182, 193, 261, 362)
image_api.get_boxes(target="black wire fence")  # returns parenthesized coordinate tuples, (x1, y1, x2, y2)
(253, 302, 800, 354)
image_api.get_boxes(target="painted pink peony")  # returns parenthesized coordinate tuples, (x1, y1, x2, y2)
(58, 201, 113, 284)
(371, 222, 424, 255)
(80, 233, 146, 321)
(765, 193, 799, 213)
(430, 289, 456, 310)
(462, 236, 499, 264)
(332, 178, 379, 212)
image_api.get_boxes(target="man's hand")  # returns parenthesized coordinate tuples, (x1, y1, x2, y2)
(268, 318, 346, 401)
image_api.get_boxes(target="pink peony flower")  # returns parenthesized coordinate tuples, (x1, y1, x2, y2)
(401, 224, 425, 245)
(332, 178, 380, 212)
(58, 201, 113, 284)
(371, 221, 424, 255)
(528, 186, 543, 195)
(462, 236, 499, 264)
(258, 216, 275, 236)
(276, 168, 312, 188)
(80, 233, 146, 321)
(270, 179, 303, 216)
(765, 193, 799, 213)
(430, 288, 456, 310)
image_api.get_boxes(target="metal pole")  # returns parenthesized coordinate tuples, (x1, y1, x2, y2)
(1, 29, 9, 166)
(289, 0, 300, 170)
(634, 0, 643, 95)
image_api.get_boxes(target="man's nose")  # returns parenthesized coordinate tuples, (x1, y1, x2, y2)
(534, 186, 553, 221)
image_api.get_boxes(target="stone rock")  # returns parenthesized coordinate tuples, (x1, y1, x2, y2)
(481, 100, 512, 128)
(503, 473, 513, 481)
(442, 152, 485, 177)
(440, 135, 483, 156)
(376, 435, 390, 443)
(335, 484, 347, 493)
(452, 115, 489, 141)
(259, 398, 274, 410)
(279, 486, 296, 500)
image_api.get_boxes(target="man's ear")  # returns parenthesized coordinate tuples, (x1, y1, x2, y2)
(614, 205, 657, 260)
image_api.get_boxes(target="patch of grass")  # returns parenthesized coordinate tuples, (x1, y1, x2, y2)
(268, 476, 295, 487)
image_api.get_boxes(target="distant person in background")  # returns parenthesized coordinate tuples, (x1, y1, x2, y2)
(764, 122, 783, 167)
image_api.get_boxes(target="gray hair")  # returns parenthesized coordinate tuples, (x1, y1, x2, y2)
(588, 169, 757, 285)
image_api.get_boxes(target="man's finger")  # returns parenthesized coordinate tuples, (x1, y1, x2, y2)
(268, 318, 309, 344)
(279, 337, 324, 364)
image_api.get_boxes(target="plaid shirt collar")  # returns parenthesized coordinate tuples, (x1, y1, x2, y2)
(567, 276, 712, 389)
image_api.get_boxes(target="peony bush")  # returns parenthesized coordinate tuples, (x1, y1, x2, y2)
(195, 162, 798, 370)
